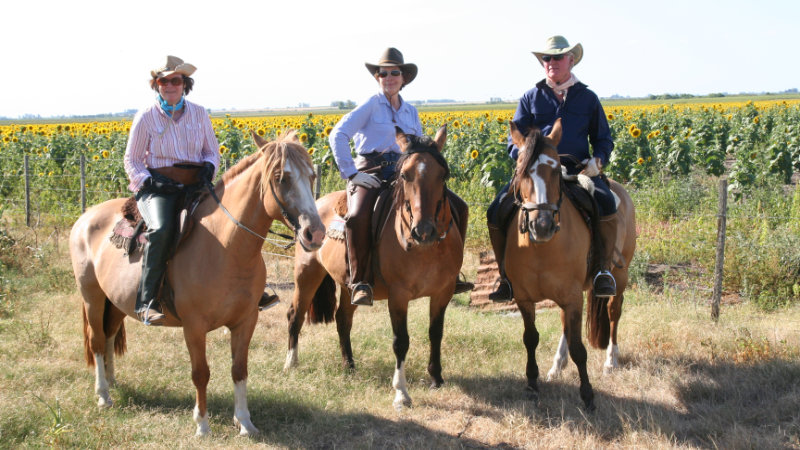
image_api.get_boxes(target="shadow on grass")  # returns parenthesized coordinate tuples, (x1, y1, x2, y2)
(109, 348, 800, 448)
(448, 355, 800, 448)
(116, 384, 497, 448)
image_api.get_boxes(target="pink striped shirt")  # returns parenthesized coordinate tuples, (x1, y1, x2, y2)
(124, 99, 220, 192)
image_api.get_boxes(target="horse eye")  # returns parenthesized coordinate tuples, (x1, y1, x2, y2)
(400, 172, 409, 181)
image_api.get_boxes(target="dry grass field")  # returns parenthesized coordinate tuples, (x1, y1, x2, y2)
(1, 231, 799, 449)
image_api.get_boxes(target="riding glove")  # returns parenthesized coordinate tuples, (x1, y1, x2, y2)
(198, 162, 215, 185)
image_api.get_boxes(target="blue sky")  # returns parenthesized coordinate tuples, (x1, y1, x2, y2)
(2, 0, 798, 118)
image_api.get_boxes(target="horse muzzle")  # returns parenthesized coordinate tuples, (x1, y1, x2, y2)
(296, 214, 325, 251)
(409, 219, 438, 247)
(520, 203, 560, 243)
(530, 211, 559, 243)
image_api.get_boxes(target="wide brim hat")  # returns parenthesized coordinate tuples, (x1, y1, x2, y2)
(365, 47, 418, 85)
(151, 55, 197, 78)
(532, 36, 583, 67)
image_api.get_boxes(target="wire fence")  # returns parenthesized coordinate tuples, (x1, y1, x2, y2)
(2, 155, 799, 312)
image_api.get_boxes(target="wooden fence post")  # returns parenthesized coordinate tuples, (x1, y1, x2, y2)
(314, 164, 322, 199)
(711, 178, 728, 322)
(24, 155, 31, 227)
(80, 155, 87, 213)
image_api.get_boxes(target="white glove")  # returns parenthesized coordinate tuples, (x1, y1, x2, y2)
(580, 157, 602, 177)
(350, 172, 381, 189)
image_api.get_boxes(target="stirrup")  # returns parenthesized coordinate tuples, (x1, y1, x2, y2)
(489, 278, 513, 302)
(592, 270, 616, 298)
(137, 300, 165, 326)
(453, 272, 474, 295)
(259, 292, 280, 311)
(259, 285, 280, 311)
(350, 283, 373, 306)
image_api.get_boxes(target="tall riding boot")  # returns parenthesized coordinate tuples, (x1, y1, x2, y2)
(593, 212, 620, 297)
(448, 190, 474, 295)
(134, 190, 177, 325)
(345, 183, 377, 306)
(136, 239, 169, 325)
(488, 224, 512, 302)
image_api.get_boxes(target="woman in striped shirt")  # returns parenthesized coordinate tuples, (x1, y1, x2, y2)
(123, 55, 219, 325)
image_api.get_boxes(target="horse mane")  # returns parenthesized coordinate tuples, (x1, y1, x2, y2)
(511, 127, 546, 194)
(221, 130, 313, 197)
(393, 134, 450, 204)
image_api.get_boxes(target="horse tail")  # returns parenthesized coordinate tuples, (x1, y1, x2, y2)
(104, 299, 127, 357)
(586, 291, 611, 349)
(307, 274, 336, 324)
(82, 303, 94, 367)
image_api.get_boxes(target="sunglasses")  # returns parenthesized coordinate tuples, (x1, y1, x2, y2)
(156, 77, 185, 86)
(377, 70, 402, 78)
(541, 54, 566, 62)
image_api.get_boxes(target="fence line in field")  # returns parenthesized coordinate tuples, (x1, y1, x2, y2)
(3, 156, 798, 316)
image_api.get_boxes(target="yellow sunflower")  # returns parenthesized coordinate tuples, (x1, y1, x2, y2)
(470, 149, 479, 160)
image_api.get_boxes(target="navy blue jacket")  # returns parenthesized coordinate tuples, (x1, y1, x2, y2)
(508, 80, 613, 173)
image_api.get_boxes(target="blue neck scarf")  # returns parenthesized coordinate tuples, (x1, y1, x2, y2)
(158, 95, 185, 117)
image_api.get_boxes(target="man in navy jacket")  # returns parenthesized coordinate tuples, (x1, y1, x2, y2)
(487, 36, 618, 301)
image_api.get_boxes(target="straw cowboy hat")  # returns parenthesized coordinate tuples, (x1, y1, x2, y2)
(532, 36, 583, 67)
(364, 47, 418, 85)
(151, 55, 197, 78)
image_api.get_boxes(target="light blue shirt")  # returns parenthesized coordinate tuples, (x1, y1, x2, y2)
(329, 91, 423, 179)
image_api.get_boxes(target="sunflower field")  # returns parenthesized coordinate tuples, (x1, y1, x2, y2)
(1, 99, 799, 224)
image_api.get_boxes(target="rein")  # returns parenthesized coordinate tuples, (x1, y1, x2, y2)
(204, 179, 299, 248)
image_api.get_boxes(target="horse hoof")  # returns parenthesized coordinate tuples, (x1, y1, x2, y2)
(235, 417, 260, 437)
(393, 395, 412, 411)
(584, 400, 596, 413)
(429, 379, 443, 389)
(97, 397, 113, 409)
(525, 385, 540, 403)
(603, 364, 616, 375)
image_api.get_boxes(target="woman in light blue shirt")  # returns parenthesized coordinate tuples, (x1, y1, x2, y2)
(330, 48, 472, 306)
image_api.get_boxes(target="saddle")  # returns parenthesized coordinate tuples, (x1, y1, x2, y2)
(109, 164, 206, 257)
(496, 173, 605, 278)
(324, 184, 396, 243)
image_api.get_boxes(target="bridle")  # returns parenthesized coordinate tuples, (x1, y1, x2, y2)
(204, 173, 301, 247)
(515, 150, 565, 238)
(401, 182, 453, 244)
(396, 150, 453, 248)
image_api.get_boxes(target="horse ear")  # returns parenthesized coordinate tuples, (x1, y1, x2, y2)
(433, 125, 447, 152)
(395, 126, 410, 151)
(509, 121, 526, 149)
(549, 119, 563, 146)
(252, 131, 268, 149)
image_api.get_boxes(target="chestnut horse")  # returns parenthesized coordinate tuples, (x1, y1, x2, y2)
(285, 126, 466, 410)
(68, 132, 324, 436)
(504, 120, 636, 410)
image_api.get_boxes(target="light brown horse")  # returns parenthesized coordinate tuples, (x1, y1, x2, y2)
(69, 132, 324, 436)
(285, 126, 466, 410)
(504, 120, 636, 410)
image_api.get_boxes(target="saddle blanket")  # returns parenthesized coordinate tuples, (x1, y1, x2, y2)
(326, 216, 346, 241)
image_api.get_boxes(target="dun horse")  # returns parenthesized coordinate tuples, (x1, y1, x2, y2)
(285, 126, 467, 410)
(69, 132, 324, 436)
(504, 120, 636, 410)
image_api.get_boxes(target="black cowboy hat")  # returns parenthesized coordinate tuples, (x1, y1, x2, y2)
(364, 47, 418, 85)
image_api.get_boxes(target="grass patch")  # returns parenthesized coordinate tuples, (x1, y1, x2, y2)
(1, 227, 799, 448)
